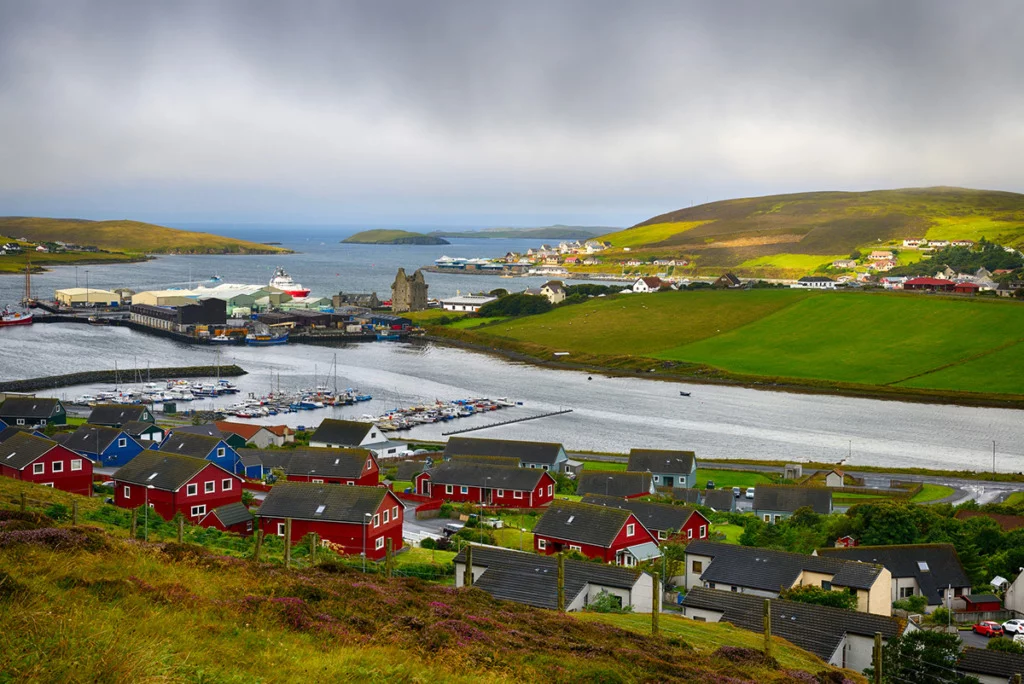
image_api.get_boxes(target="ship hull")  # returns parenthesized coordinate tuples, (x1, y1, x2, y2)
(0, 313, 33, 327)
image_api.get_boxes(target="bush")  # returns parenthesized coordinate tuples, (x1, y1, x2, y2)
(892, 594, 928, 613)
(987, 637, 1024, 654)
(420, 537, 437, 550)
(779, 584, 858, 611)
(585, 590, 633, 614)
(927, 606, 952, 625)
(438, 503, 454, 519)
(478, 293, 552, 317)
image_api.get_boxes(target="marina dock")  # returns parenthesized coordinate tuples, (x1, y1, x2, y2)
(441, 408, 573, 435)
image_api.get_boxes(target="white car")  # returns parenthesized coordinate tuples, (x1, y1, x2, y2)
(1003, 619, 1024, 634)
(745, 488, 755, 499)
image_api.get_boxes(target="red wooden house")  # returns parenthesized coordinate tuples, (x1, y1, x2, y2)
(904, 277, 955, 292)
(532, 500, 660, 566)
(112, 450, 242, 523)
(414, 461, 556, 508)
(199, 501, 255, 535)
(257, 482, 404, 560)
(581, 494, 710, 542)
(284, 448, 380, 486)
(0, 431, 94, 496)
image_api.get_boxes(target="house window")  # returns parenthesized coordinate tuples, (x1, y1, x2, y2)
(445, 485, 453, 495)
(570, 544, 581, 551)
(622, 555, 635, 567)
(687, 529, 693, 539)
(373, 514, 380, 527)
(118, 438, 127, 448)
(222, 479, 232, 491)
(763, 514, 770, 522)
(497, 489, 504, 497)
(71, 459, 82, 471)
(277, 523, 286, 536)
(187, 484, 198, 496)
(190, 505, 206, 517)
(899, 587, 915, 599)
(392, 506, 398, 519)
(246, 522, 253, 532)
(653, 475, 660, 483)
(699, 525, 707, 538)
(547, 484, 553, 496)
(773, 515, 782, 523)
(537, 538, 547, 550)
(216, 448, 225, 457)
(32, 463, 45, 475)
(529, 464, 536, 469)
(706, 582, 716, 589)
(542, 465, 548, 471)
(124, 486, 131, 498)
(51, 461, 63, 473)
(366, 459, 372, 469)
(627, 524, 635, 536)
(821, 581, 832, 591)
(42, 482, 54, 488)
(514, 491, 523, 499)
(691, 560, 703, 573)
(312, 478, 324, 484)
(460, 486, 468, 494)
(658, 530, 668, 540)
(731, 586, 738, 593)
(205, 481, 215, 494)
(16, 419, 24, 425)
(375, 537, 385, 550)
(383, 509, 390, 524)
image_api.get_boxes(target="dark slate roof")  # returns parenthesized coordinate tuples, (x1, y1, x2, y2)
(580, 494, 700, 533)
(703, 489, 734, 511)
(0, 397, 61, 419)
(309, 419, 374, 447)
(687, 541, 884, 592)
(957, 647, 1024, 679)
(533, 500, 632, 548)
(61, 425, 124, 453)
(0, 431, 59, 470)
(448, 454, 521, 468)
(237, 451, 264, 468)
(87, 404, 149, 426)
(426, 462, 548, 491)
(123, 420, 163, 436)
(157, 432, 223, 458)
(171, 424, 230, 440)
(285, 448, 373, 479)
(753, 485, 832, 514)
(238, 449, 294, 471)
(395, 460, 426, 480)
(112, 450, 218, 490)
(627, 449, 695, 475)
(817, 544, 970, 605)
(682, 587, 902, 662)
(50, 432, 72, 444)
(673, 488, 704, 505)
(576, 471, 653, 498)
(443, 436, 563, 465)
(257, 482, 393, 523)
(208, 502, 253, 527)
(453, 546, 641, 610)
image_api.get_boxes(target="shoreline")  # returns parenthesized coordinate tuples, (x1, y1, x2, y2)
(421, 333, 1024, 411)
(0, 249, 297, 276)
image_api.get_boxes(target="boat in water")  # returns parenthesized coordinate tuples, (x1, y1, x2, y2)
(0, 306, 33, 327)
(268, 267, 310, 297)
(209, 334, 238, 345)
(246, 331, 289, 346)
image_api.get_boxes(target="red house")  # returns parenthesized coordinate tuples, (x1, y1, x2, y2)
(960, 594, 1002, 612)
(580, 494, 710, 542)
(532, 500, 660, 567)
(199, 501, 255, 535)
(284, 448, 380, 487)
(576, 471, 655, 499)
(414, 461, 556, 508)
(257, 482, 404, 560)
(904, 277, 955, 292)
(112, 450, 242, 523)
(953, 282, 981, 295)
(0, 431, 94, 496)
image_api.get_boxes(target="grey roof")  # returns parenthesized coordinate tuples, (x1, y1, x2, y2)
(448, 454, 521, 468)
(285, 448, 373, 479)
(237, 451, 264, 468)
(753, 486, 832, 514)
(309, 419, 374, 447)
(113, 450, 222, 491)
(158, 432, 224, 458)
(395, 460, 426, 480)
(533, 500, 634, 548)
(171, 424, 231, 440)
(257, 482, 394, 523)
(123, 420, 163, 436)
(0, 397, 61, 420)
(0, 431, 59, 470)
(703, 489, 734, 511)
(87, 404, 150, 426)
(576, 471, 653, 498)
(627, 448, 695, 476)
(687, 541, 884, 592)
(61, 425, 126, 453)
(673, 488, 704, 505)
(426, 461, 549, 491)
(237, 449, 294, 471)
(682, 587, 902, 662)
(0, 426, 41, 443)
(580, 493, 701, 533)
(444, 436, 563, 465)
(817, 544, 970, 605)
(798, 276, 835, 283)
(453, 545, 642, 610)
(207, 502, 253, 527)
(957, 647, 1024, 678)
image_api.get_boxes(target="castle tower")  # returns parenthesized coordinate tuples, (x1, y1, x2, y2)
(391, 268, 428, 313)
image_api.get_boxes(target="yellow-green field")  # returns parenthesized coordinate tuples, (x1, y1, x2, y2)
(926, 216, 1024, 245)
(0, 250, 144, 273)
(738, 253, 846, 272)
(601, 220, 711, 248)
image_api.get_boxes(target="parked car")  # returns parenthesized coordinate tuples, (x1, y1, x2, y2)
(972, 621, 1004, 637)
(705, 480, 716, 490)
(732, 487, 741, 497)
(442, 522, 465, 537)
(1002, 619, 1024, 635)
(745, 488, 755, 499)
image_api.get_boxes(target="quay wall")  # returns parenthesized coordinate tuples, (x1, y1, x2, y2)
(0, 364, 247, 393)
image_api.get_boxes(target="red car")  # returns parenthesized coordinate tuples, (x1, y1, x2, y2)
(972, 621, 1003, 637)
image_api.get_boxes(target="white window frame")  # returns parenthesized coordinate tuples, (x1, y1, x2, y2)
(373, 514, 380, 528)
(216, 447, 226, 457)
(700, 525, 707, 538)
(547, 484, 553, 496)
(537, 538, 547, 550)
(346, 481, 354, 486)
(190, 504, 206, 517)
(277, 522, 286, 536)
(375, 536, 385, 550)
(445, 485, 453, 495)
(204, 481, 215, 494)
(42, 482, 54, 488)
(496, 489, 504, 497)
(392, 505, 398, 519)
(71, 459, 82, 471)
(16, 419, 24, 426)
(187, 483, 198, 496)
(569, 544, 582, 552)
(118, 438, 127, 448)
(626, 523, 635, 536)
(32, 462, 45, 475)
(383, 509, 390, 524)
(513, 490, 523, 499)
(312, 478, 324, 484)
(653, 475, 660, 483)
(687, 528, 693, 539)
(222, 478, 232, 491)
(460, 486, 468, 494)
(124, 485, 131, 498)
(658, 530, 668, 540)
(51, 460, 63, 473)
(763, 514, 770, 522)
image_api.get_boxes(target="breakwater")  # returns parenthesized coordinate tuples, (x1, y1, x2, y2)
(0, 364, 247, 393)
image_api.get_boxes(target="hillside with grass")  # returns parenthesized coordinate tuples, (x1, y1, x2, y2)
(431, 225, 610, 240)
(597, 187, 1024, 277)
(429, 289, 1024, 403)
(0, 217, 291, 255)
(342, 229, 449, 245)
(0, 478, 851, 683)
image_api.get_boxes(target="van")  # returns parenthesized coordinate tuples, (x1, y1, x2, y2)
(442, 522, 465, 537)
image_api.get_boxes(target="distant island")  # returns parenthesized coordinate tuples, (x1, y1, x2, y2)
(342, 229, 449, 245)
(431, 225, 613, 240)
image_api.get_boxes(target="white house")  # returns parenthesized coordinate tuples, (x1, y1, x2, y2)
(790, 276, 836, 289)
(824, 469, 845, 488)
(308, 419, 407, 459)
(440, 294, 498, 313)
(631, 277, 663, 293)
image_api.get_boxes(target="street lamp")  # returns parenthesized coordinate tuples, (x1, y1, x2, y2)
(144, 484, 155, 541)
(363, 512, 372, 572)
(606, 476, 613, 496)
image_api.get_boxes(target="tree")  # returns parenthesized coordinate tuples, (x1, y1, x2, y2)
(478, 293, 552, 317)
(987, 637, 1024, 655)
(779, 584, 858, 610)
(892, 594, 928, 613)
(855, 503, 922, 546)
(865, 630, 978, 683)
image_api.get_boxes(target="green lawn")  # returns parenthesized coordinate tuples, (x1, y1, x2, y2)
(895, 340, 1024, 395)
(925, 216, 1024, 244)
(447, 316, 507, 329)
(737, 253, 846, 272)
(698, 469, 775, 489)
(711, 522, 744, 543)
(578, 460, 628, 472)
(394, 546, 456, 567)
(490, 526, 535, 551)
(910, 483, 955, 503)
(1002, 492, 1024, 507)
(600, 221, 711, 248)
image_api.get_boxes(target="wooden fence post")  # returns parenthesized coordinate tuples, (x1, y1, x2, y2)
(386, 538, 393, 578)
(130, 508, 137, 538)
(652, 571, 660, 635)
(284, 519, 292, 568)
(873, 632, 883, 684)
(177, 516, 184, 543)
(309, 532, 317, 563)
(253, 529, 264, 563)
(764, 599, 772, 659)
(464, 544, 473, 587)
(20, 492, 26, 512)
(72, 500, 78, 526)
(557, 553, 565, 612)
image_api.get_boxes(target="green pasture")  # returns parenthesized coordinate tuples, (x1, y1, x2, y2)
(910, 483, 955, 503)
(895, 341, 1024, 395)
(600, 220, 710, 248)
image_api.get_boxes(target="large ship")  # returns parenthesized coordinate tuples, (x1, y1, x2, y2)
(0, 306, 33, 327)
(268, 267, 310, 297)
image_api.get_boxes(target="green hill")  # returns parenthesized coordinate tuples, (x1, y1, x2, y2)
(432, 225, 610, 239)
(599, 187, 1024, 277)
(0, 216, 290, 255)
(343, 229, 449, 245)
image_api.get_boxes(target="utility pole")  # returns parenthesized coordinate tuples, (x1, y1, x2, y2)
(557, 553, 565, 612)
(873, 632, 883, 684)
(253, 529, 264, 563)
(177, 516, 184, 543)
(284, 518, 292, 568)
(464, 544, 474, 587)
(652, 571, 660, 635)
(993, 440, 997, 474)
(763, 599, 772, 659)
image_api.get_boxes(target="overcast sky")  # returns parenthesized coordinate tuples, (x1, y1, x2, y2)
(1, 1, 1022, 226)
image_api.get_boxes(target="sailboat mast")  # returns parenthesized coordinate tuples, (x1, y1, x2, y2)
(333, 353, 338, 394)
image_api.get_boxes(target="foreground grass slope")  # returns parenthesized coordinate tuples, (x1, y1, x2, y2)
(438, 290, 1024, 398)
(0, 217, 289, 254)
(0, 479, 849, 683)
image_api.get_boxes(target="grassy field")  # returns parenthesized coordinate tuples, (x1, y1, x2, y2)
(737, 253, 846, 276)
(1003, 492, 1024, 506)
(0, 250, 144, 273)
(601, 220, 711, 248)
(926, 216, 1024, 245)
(711, 522, 745, 543)
(910, 483, 956, 503)
(895, 341, 1024, 395)
(341, 229, 445, 244)
(698, 469, 776, 489)
(0, 217, 289, 254)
